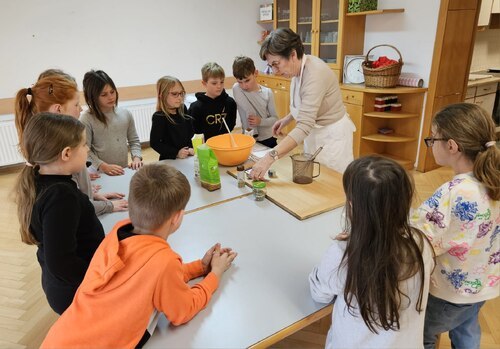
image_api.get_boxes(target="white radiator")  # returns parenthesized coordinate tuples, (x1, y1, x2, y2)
(120, 100, 156, 144)
(0, 119, 24, 166)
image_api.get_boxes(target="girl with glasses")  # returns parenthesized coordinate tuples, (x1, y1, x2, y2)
(81, 70, 143, 175)
(150, 76, 194, 160)
(411, 103, 499, 349)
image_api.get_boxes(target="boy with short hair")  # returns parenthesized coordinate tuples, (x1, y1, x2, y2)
(232, 56, 278, 148)
(41, 163, 237, 349)
(189, 62, 237, 141)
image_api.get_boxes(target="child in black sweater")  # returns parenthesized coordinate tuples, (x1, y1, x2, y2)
(188, 62, 237, 141)
(14, 113, 104, 314)
(150, 76, 195, 160)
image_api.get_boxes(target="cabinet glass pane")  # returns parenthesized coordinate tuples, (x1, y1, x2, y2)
(320, 0, 339, 21)
(297, 0, 313, 55)
(318, 21, 338, 63)
(276, 0, 291, 28)
(318, 0, 339, 64)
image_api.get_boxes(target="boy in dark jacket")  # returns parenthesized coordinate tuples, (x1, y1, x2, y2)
(188, 62, 237, 140)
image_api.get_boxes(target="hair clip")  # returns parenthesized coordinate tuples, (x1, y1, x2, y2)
(48, 84, 54, 95)
(27, 87, 32, 96)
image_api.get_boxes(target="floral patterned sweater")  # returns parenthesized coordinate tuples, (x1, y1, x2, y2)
(411, 172, 499, 304)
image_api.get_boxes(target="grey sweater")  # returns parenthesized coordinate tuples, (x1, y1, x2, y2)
(232, 83, 278, 141)
(73, 168, 113, 216)
(79, 107, 142, 169)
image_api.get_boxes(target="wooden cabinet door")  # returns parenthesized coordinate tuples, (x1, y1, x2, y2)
(273, 88, 295, 135)
(435, 9, 477, 97)
(474, 93, 496, 116)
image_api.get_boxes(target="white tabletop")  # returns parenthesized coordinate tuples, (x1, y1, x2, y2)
(95, 157, 252, 233)
(145, 197, 343, 349)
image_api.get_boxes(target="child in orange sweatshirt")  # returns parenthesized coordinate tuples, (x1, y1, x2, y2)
(41, 163, 237, 349)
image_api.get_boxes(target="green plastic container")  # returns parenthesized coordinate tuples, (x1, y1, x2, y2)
(197, 144, 221, 191)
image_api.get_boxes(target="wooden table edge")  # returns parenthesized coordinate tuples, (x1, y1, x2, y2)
(248, 304, 334, 349)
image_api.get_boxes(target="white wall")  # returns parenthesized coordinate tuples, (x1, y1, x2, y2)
(0, 0, 268, 99)
(364, 0, 440, 87)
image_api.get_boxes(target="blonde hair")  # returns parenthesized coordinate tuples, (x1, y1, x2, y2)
(15, 113, 86, 245)
(128, 163, 190, 232)
(156, 76, 188, 124)
(15, 76, 78, 142)
(433, 103, 499, 200)
(201, 62, 225, 82)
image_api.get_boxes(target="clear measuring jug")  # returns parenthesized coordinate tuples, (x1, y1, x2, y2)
(290, 153, 320, 184)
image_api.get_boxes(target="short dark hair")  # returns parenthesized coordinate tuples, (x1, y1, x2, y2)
(83, 70, 119, 125)
(232, 56, 256, 80)
(259, 28, 304, 61)
(128, 163, 191, 232)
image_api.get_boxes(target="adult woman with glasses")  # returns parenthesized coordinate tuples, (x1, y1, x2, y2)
(250, 28, 355, 179)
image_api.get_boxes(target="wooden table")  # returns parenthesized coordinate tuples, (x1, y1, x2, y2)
(96, 157, 342, 348)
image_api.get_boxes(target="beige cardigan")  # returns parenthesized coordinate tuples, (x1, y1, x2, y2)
(288, 55, 346, 145)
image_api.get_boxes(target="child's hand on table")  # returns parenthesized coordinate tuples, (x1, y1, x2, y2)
(202, 243, 236, 275)
(100, 163, 125, 176)
(210, 245, 237, 277)
(129, 157, 143, 170)
(89, 173, 101, 180)
(177, 147, 191, 159)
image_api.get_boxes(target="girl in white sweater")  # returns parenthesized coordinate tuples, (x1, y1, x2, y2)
(309, 156, 434, 348)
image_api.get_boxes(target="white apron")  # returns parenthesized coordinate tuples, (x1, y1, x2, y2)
(290, 57, 355, 174)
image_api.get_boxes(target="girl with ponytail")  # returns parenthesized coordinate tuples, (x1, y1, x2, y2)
(411, 103, 499, 349)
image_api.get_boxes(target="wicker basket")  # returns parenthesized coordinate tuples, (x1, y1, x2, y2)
(362, 44, 403, 88)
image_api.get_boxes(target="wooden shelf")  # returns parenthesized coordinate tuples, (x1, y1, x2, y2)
(363, 111, 420, 119)
(320, 43, 338, 46)
(277, 19, 290, 22)
(257, 20, 273, 25)
(362, 134, 416, 143)
(378, 153, 414, 169)
(321, 20, 339, 24)
(297, 21, 313, 25)
(346, 9, 405, 17)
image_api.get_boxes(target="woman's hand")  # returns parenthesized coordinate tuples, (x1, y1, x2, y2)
(100, 163, 125, 176)
(272, 115, 293, 137)
(250, 154, 274, 180)
(177, 147, 191, 159)
(129, 157, 143, 170)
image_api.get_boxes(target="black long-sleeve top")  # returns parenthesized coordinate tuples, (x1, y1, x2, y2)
(188, 90, 237, 141)
(149, 106, 194, 160)
(31, 174, 104, 313)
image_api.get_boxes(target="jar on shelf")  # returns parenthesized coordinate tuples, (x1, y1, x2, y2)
(252, 181, 267, 201)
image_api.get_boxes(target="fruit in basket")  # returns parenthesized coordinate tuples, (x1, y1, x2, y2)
(369, 56, 398, 69)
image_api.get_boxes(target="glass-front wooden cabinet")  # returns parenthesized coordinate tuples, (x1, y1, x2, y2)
(275, 0, 292, 29)
(274, 0, 341, 68)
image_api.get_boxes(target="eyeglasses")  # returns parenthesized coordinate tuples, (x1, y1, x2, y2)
(267, 58, 282, 69)
(424, 137, 448, 147)
(169, 91, 185, 98)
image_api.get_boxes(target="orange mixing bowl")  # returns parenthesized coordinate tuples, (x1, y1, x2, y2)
(206, 134, 256, 166)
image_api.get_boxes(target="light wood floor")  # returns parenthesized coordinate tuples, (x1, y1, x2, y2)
(0, 147, 498, 349)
